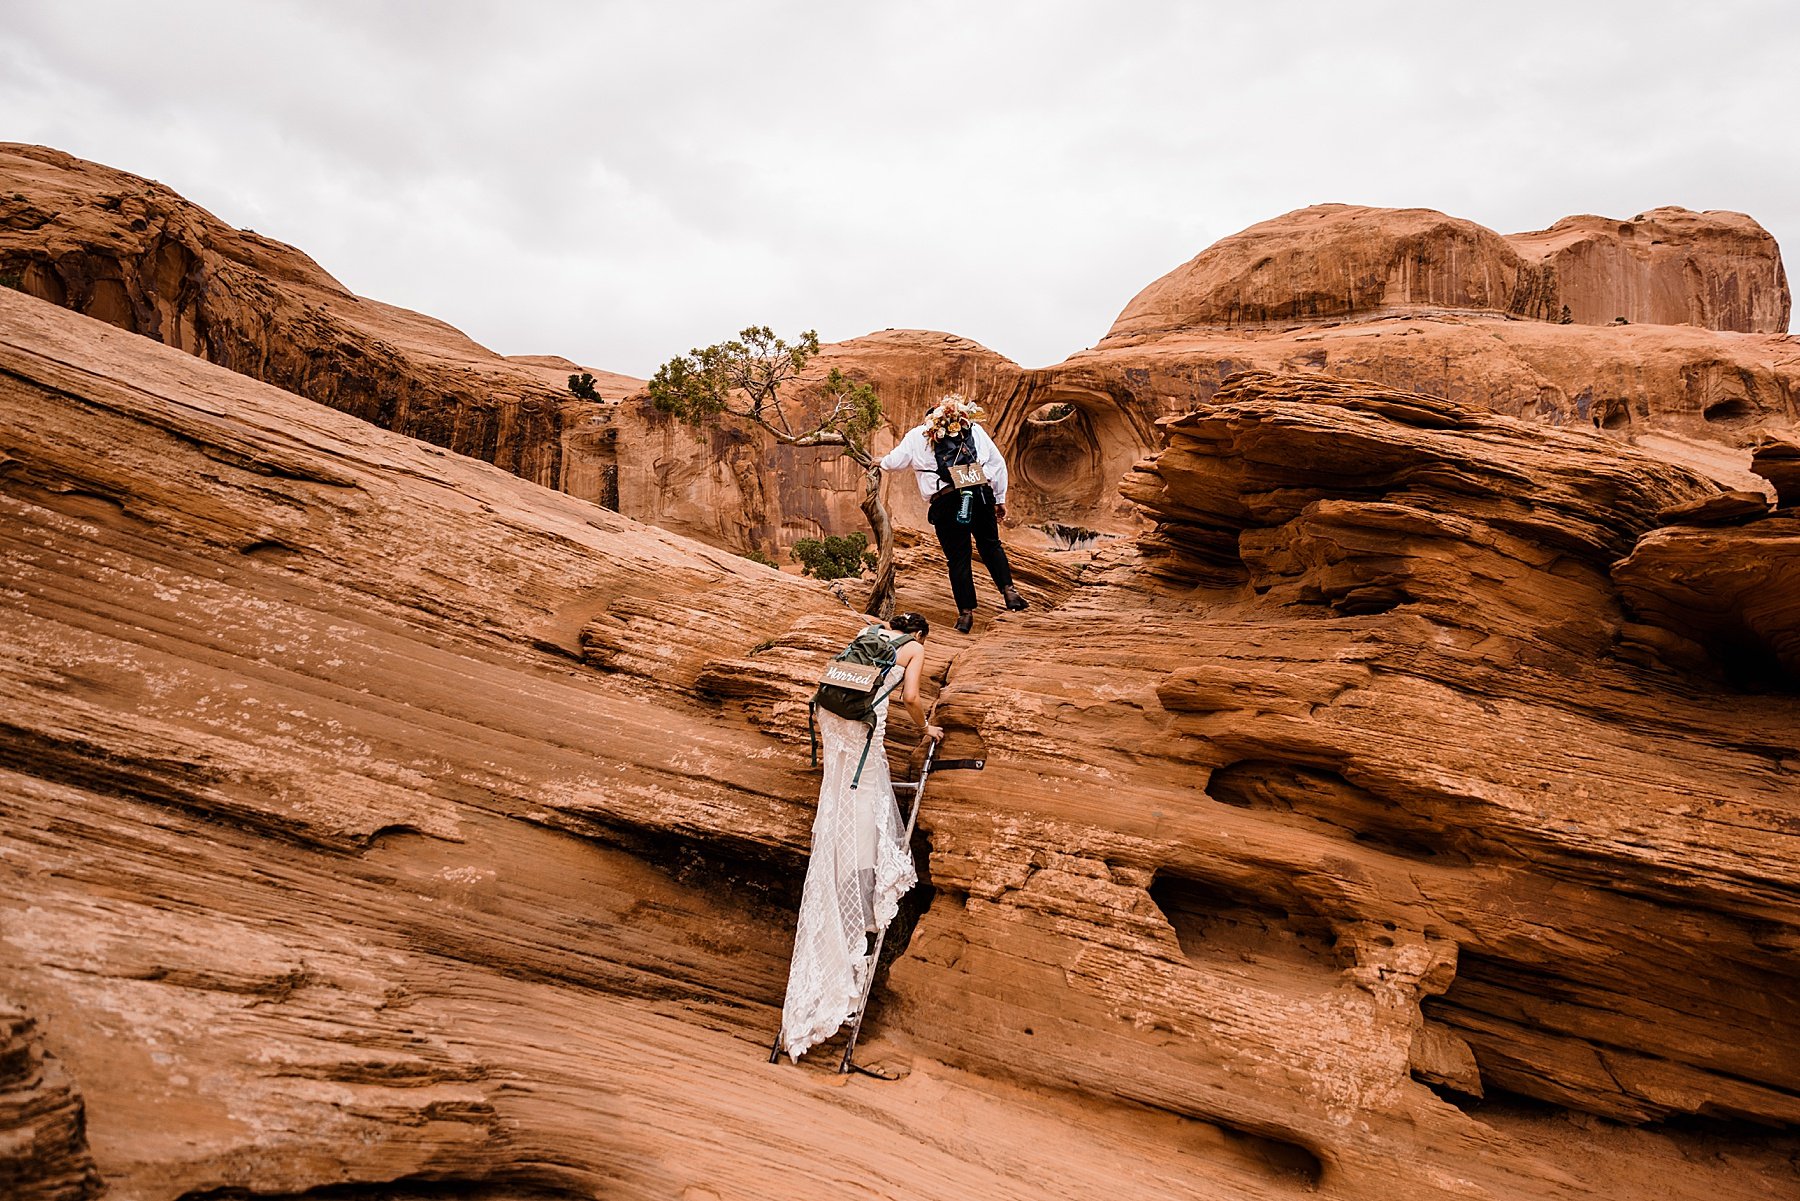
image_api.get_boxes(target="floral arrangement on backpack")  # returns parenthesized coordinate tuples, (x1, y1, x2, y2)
(924, 392, 985, 444)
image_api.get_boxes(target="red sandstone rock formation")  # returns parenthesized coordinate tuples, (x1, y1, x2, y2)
(883, 208, 1796, 544)
(1508, 207, 1792, 332)
(1754, 433, 1800, 506)
(1103, 203, 1790, 343)
(1, 1002, 101, 1201)
(998, 314, 1799, 541)
(0, 142, 640, 507)
(1108, 205, 1537, 337)
(7, 285, 1797, 1199)
(609, 329, 1025, 555)
(1615, 516, 1800, 686)
(5, 147, 1794, 574)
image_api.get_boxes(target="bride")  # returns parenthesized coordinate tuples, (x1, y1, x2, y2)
(778, 611, 941, 1062)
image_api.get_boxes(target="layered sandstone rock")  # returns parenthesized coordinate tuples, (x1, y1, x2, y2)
(0, 1003, 100, 1201)
(1754, 434, 1800, 506)
(0, 142, 639, 506)
(1003, 314, 1800, 539)
(985, 208, 1795, 541)
(1508, 207, 1792, 332)
(1103, 203, 1790, 344)
(869, 372, 1800, 1194)
(5, 288, 1798, 1201)
(610, 329, 1025, 555)
(1107, 205, 1538, 338)
(1614, 516, 1800, 687)
(5, 148, 1794, 573)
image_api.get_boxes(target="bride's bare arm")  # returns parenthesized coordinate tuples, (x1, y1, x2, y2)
(899, 643, 942, 742)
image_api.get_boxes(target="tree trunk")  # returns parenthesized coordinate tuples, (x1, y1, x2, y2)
(860, 461, 896, 619)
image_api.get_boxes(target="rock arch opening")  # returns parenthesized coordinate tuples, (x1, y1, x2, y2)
(1703, 395, 1753, 424)
(1013, 399, 1105, 516)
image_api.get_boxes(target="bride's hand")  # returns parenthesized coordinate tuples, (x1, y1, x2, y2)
(924, 724, 945, 743)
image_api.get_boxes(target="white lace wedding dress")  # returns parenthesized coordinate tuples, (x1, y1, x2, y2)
(778, 659, 918, 1062)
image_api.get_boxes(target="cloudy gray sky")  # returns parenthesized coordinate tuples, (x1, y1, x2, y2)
(5, 1, 1796, 377)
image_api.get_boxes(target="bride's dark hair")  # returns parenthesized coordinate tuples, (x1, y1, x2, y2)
(888, 611, 930, 638)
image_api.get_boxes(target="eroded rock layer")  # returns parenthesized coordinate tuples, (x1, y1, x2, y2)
(1105, 203, 1790, 342)
(0, 1003, 100, 1201)
(878, 371, 1800, 1193)
(609, 329, 1026, 554)
(4, 148, 1794, 569)
(4, 178, 1800, 1200)
(1009, 315, 1800, 536)
(1509, 207, 1792, 333)
(0, 142, 639, 507)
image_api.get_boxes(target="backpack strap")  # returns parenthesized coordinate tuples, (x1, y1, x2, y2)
(849, 724, 877, 791)
(874, 630, 912, 668)
(808, 696, 820, 768)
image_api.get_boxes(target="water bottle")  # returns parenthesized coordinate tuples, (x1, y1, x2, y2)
(956, 489, 974, 525)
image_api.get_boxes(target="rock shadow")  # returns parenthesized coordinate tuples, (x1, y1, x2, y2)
(1207, 759, 1473, 866)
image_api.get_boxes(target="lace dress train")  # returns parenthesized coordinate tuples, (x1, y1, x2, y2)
(778, 672, 918, 1062)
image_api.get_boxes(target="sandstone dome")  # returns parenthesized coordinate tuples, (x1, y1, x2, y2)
(1104, 204, 1536, 341)
(1102, 202, 1790, 345)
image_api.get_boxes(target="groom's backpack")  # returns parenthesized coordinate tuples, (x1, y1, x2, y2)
(933, 428, 982, 489)
(808, 626, 913, 789)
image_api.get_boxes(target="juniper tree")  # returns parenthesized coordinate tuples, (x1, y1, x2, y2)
(647, 326, 897, 617)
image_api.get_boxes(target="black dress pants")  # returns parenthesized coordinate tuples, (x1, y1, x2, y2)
(928, 488, 1015, 611)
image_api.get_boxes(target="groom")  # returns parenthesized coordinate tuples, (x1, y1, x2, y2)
(879, 393, 1028, 633)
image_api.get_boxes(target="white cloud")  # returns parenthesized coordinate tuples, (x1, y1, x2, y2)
(4, 0, 1795, 376)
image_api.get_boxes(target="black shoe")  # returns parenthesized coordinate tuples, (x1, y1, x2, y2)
(1002, 586, 1029, 611)
(955, 609, 974, 634)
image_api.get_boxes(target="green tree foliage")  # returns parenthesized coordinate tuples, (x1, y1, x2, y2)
(646, 326, 898, 616)
(647, 327, 880, 457)
(568, 372, 602, 401)
(742, 547, 781, 570)
(790, 533, 876, 580)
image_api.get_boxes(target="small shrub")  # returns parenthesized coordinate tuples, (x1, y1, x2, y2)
(568, 372, 602, 401)
(791, 532, 875, 580)
(743, 547, 780, 569)
(0, 271, 21, 291)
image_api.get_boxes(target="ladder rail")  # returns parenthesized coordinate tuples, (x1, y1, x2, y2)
(836, 738, 938, 1074)
(768, 742, 986, 1071)
(768, 740, 938, 1067)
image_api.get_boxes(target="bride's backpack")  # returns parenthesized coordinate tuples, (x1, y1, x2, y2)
(809, 625, 913, 789)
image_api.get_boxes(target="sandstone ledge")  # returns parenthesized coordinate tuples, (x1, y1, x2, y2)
(4, 201, 1799, 1201)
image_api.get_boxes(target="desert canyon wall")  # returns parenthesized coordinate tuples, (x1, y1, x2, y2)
(2, 146, 1799, 1200)
(9, 144, 1794, 558)
(0, 143, 639, 509)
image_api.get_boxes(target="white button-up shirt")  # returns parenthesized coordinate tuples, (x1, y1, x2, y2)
(879, 423, 1010, 504)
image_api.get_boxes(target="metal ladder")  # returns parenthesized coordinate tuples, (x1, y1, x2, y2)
(768, 740, 985, 1074)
